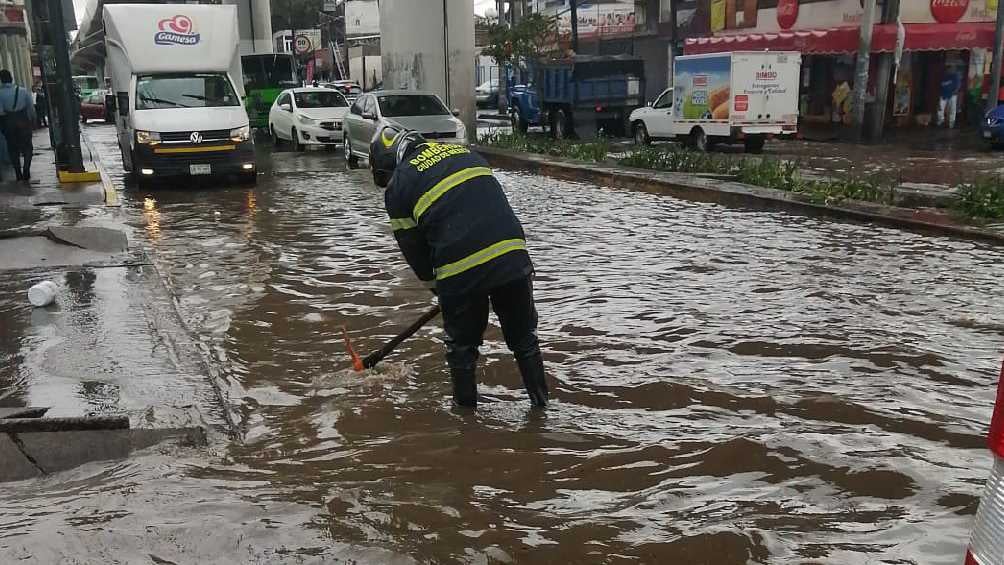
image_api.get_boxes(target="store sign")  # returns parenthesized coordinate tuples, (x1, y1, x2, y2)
(777, 0, 799, 29)
(930, 0, 968, 23)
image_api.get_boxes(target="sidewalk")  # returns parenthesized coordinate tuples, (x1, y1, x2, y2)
(0, 130, 220, 482)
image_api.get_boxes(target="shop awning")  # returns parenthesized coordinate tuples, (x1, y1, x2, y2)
(683, 23, 996, 56)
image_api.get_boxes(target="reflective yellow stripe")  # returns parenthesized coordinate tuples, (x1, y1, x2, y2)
(413, 167, 492, 220)
(435, 238, 527, 281)
(390, 217, 416, 231)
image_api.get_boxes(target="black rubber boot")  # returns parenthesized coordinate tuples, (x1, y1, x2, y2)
(451, 367, 477, 408)
(516, 353, 549, 408)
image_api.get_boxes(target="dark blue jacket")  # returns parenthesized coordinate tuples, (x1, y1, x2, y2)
(384, 143, 533, 297)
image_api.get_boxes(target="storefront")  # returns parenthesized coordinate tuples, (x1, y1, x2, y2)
(681, 0, 1001, 133)
(684, 23, 996, 131)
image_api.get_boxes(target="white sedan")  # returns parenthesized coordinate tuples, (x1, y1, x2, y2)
(268, 87, 350, 150)
(342, 90, 467, 168)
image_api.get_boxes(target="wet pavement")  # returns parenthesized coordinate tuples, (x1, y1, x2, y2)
(2, 124, 1003, 563)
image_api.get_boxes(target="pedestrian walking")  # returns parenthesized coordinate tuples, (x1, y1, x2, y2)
(0, 69, 37, 181)
(34, 83, 48, 127)
(938, 64, 961, 129)
(369, 125, 549, 409)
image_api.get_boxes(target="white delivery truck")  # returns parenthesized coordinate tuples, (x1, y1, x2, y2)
(104, 4, 256, 183)
(629, 51, 801, 153)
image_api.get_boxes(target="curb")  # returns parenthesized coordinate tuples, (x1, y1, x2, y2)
(80, 130, 120, 207)
(473, 145, 1004, 246)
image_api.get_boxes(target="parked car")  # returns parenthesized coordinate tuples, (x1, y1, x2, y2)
(323, 80, 362, 104)
(475, 79, 499, 108)
(80, 91, 108, 123)
(964, 359, 1004, 564)
(342, 90, 467, 168)
(269, 87, 350, 150)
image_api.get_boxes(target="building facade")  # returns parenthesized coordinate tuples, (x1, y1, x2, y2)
(682, 0, 1001, 132)
(0, 1, 32, 88)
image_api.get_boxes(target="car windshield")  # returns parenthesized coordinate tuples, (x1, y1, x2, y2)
(377, 94, 449, 117)
(295, 90, 347, 108)
(136, 73, 240, 110)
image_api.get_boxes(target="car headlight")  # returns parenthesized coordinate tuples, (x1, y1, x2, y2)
(230, 125, 251, 142)
(135, 130, 160, 145)
(297, 115, 316, 125)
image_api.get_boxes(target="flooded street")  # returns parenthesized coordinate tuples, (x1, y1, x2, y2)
(2, 124, 1003, 564)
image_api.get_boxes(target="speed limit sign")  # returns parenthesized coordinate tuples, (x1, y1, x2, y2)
(295, 34, 312, 54)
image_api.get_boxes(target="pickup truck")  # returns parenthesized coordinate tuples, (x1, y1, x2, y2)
(509, 55, 645, 139)
(629, 51, 800, 152)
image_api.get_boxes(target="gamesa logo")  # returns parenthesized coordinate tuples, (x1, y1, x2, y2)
(155, 15, 200, 45)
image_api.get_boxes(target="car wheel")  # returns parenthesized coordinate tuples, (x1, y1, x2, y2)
(633, 122, 650, 146)
(743, 135, 765, 154)
(690, 127, 708, 152)
(292, 128, 304, 152)
(344, 134, 360, 169)
(271, 124, 282, 148)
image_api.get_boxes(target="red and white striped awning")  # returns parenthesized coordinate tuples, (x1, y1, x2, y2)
(683, 23, 996, 56)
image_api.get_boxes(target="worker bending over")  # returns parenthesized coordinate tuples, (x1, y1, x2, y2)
(369, 125, 548, 408)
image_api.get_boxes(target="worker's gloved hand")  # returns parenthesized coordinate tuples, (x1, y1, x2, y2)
(422, 279, 438, 296)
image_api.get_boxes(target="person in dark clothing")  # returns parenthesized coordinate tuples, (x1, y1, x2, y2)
(0, 69, 36, 181)
(369, 125, 548, 408)
(33, 84, 47, 127)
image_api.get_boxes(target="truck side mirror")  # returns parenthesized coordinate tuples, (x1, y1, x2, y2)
(117, 92, 128, 117)
(451, 108, 461, 117)
(361, 111, 376, 120)
(280, 103, 292, 112)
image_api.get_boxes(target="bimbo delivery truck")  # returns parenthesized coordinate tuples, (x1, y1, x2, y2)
(104, 4, 256, 183)
(630, 51, 800, 152)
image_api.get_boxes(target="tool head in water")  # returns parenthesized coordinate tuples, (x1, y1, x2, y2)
(341, 326, 365, 372)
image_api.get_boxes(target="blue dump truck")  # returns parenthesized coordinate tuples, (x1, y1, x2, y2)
(508, 54, 645, 139)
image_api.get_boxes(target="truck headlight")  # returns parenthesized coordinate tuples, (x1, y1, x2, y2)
(135, 130, 160, 145)
(230, 125, 251, 142)
(297, 115, 316, 125)
(456, 121, 467, 142)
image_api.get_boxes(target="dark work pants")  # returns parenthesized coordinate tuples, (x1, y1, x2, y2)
(4, 126, 32, 180)
(440, 275, 547, 406)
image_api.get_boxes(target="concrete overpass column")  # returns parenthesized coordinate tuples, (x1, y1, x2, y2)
(379, 0, 475, 135)
(226, 0, 274, 54)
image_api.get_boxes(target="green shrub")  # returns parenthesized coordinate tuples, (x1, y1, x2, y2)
(619, 147, 735, 175)
(735, 158, 802, 191)
(478, 131, 610, 163)
(956, 176, 1004, 219)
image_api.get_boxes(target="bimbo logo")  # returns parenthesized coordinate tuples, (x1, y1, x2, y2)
(756, 70, 778, 81)
(155, 15, 200, 46)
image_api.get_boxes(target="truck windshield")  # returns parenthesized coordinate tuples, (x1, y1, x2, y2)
(136, 73, 240, 110)
(377, 94, 449, 117)
(295, 90, 347, 108)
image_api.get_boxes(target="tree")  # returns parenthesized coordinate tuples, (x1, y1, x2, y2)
(482, 13, 558, 114)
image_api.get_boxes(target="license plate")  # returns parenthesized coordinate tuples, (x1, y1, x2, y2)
(190, 164, 211, 175)
(984, 131, 992, 139)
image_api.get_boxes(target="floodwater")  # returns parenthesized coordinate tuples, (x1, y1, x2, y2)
(2, 125, 1003, 564)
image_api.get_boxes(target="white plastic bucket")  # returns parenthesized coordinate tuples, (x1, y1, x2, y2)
(27, 281, 58, 307)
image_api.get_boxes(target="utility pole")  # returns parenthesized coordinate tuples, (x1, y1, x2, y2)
(988, 0, 1004, 114)
(851, 0, 877, 142)
(867, 0, 900, 140)
(570, 0, 579, 53)
(31, 0, 83, 172)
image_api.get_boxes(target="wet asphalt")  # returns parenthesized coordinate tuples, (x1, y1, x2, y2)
(1, 124, 1003, 564)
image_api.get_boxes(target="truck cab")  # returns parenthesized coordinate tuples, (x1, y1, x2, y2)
(104, 5, 256, 184)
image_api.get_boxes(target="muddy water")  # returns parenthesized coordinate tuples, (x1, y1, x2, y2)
(2, 126, 1003, 564)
